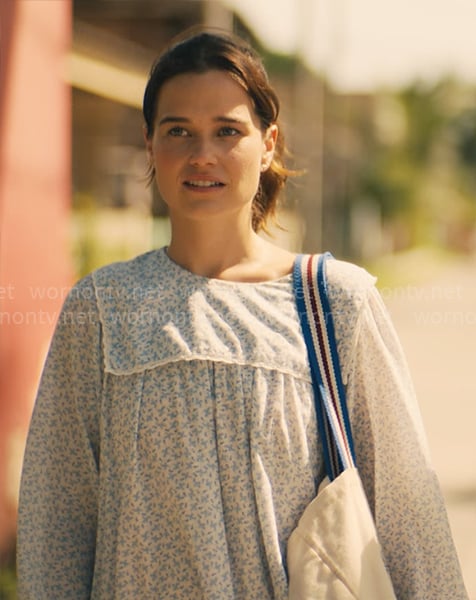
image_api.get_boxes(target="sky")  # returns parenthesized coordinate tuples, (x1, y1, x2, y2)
(224, 0, 476, 91)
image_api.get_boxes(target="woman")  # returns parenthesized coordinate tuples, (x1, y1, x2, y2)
(17, 28, 468, 599)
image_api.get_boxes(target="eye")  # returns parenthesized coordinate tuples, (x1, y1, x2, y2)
(168, 126, 189, 137)
(218, 126, 240, 137)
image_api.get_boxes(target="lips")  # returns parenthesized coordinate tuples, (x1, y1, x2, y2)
(185, 181, 223, 188)
(183, 177, 225, 188)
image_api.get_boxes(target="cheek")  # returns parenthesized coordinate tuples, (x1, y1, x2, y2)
(232, 156, 262, 198)
(154, 144, 180, 166)
(151, 147, 180, 200)
(231, 139, 265, 172)
(244, 146, 265, 179)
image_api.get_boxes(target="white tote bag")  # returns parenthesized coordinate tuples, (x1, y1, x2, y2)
(289, 254, 396, 600)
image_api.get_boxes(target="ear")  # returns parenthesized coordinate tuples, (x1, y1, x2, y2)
(261, 124, 278, 171)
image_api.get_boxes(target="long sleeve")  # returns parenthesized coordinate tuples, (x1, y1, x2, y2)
(17, 275, 103, 599)
(345, 286, 468, 599)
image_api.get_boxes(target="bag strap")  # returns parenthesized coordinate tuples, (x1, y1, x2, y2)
(293, 253, 356, 481)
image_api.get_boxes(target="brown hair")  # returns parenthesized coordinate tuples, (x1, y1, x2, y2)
(142, 27, 298, 232)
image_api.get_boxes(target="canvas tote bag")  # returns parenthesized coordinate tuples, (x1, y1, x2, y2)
(288, 253, 396, 600)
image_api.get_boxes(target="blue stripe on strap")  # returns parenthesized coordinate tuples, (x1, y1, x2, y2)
(293, 254, 335, 481)
(293, 253, 356, 482)
(316, 253, 356, 464)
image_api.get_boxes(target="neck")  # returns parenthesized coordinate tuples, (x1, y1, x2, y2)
(167, 218, 260, 279)
(165, 214, 295, 282)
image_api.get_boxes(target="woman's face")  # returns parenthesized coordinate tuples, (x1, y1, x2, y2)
(145, 69, 277, 228)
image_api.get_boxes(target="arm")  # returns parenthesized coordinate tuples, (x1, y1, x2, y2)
(17, 276, 102, 599)
(346, 286, 468, 599)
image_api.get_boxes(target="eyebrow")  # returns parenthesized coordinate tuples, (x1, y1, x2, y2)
(158, 115, 248, 126)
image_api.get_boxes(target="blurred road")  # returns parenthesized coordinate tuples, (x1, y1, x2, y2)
(382, 254, 476, 599)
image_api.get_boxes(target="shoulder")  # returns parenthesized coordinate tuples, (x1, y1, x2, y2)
(325, 256, 377, 304)
(322, 256, 377, 383)
(61, 249, 166, 316)
(91, 248, 162, 288)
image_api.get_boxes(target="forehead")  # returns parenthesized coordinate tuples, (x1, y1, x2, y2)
(156, 69, 256, 119)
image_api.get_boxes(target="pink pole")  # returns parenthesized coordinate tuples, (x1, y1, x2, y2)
(0, 0, 73, 554)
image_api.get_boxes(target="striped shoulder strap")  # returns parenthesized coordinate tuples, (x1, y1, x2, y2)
(293, 252, 356, 481)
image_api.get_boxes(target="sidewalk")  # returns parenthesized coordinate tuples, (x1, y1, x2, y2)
(380, 253, 476, 599)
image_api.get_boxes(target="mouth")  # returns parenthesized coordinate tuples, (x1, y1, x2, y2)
(183, 179, 225, 189)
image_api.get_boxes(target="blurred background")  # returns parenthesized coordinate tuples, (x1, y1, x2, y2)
(1, 0, 475, 597)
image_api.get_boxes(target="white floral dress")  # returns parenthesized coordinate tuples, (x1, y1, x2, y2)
(17, 247, 468, 599)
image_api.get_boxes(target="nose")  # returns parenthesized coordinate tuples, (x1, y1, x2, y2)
(189, 136, 218, 167)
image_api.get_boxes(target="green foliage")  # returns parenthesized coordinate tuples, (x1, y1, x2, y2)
(455, 109, 476, 165)
(0, 565, 17, 600)
(359, 157, 415, 219)
(71, 194, 161, 279)
(398, 81, 447, 163)
(452, 107, 476, 197)
(351, 78, 476, 252)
